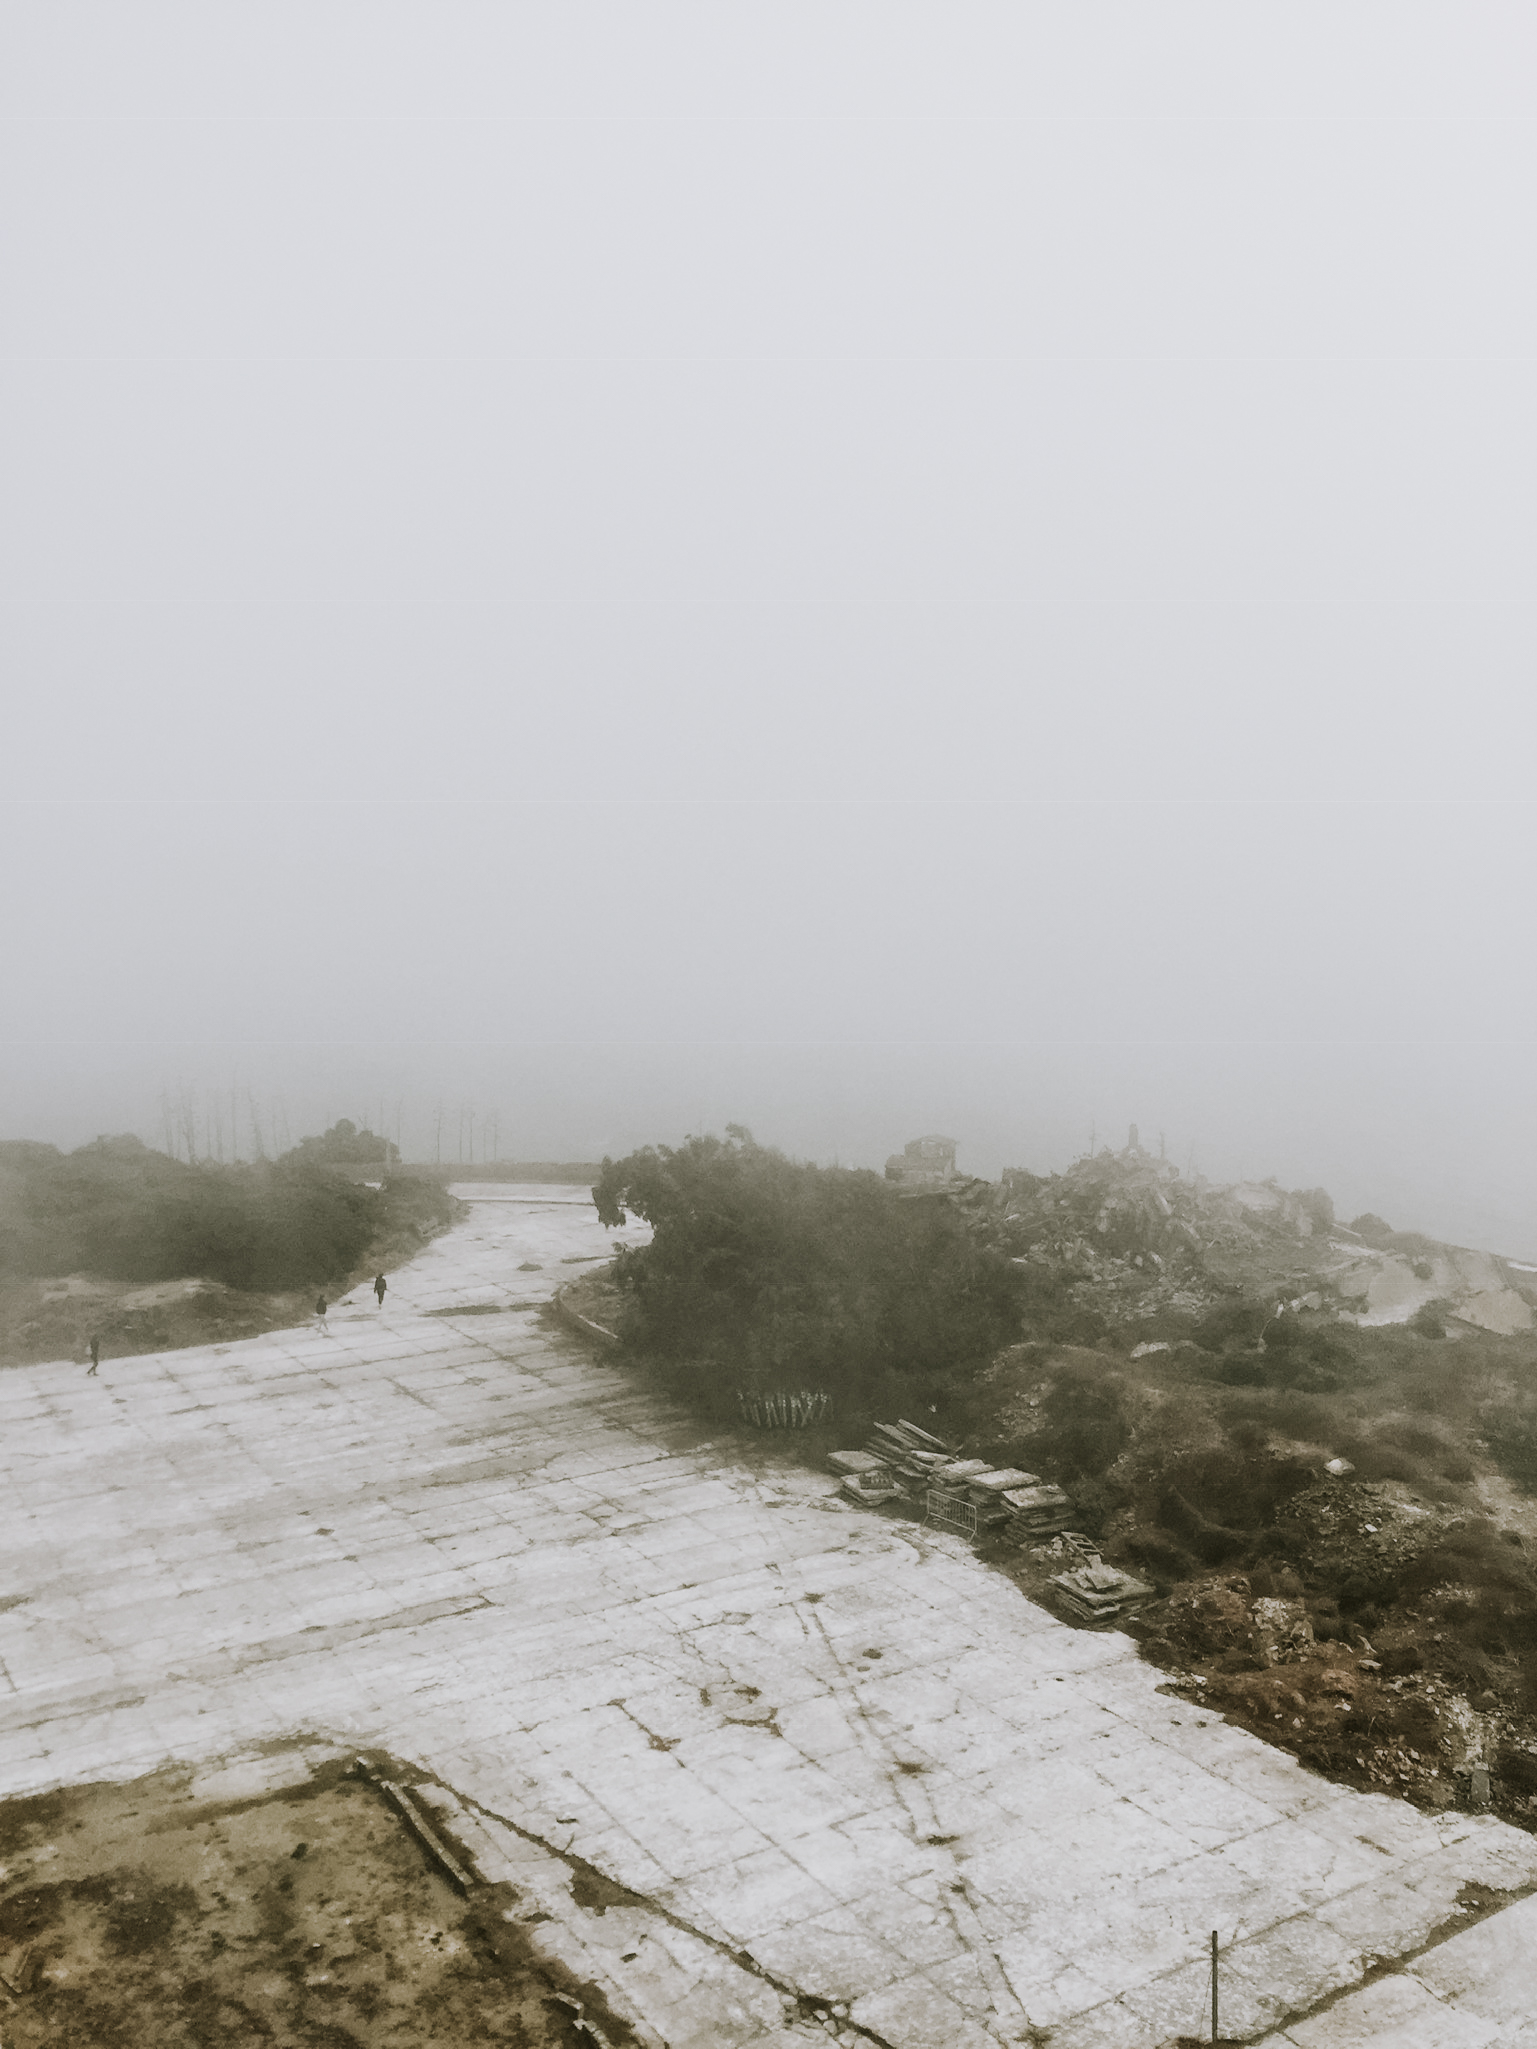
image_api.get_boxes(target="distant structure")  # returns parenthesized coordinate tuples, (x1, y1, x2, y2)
(884, 1135, 958, 1187)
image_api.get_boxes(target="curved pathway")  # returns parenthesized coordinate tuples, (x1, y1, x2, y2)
(2, 1190, 1535, 2047)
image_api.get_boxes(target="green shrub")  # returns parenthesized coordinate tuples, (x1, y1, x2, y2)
(286, 1118, 399, 1167)
(1203, 1321, 1344, 1392)
(1027, 1356, 1132, 1480)
(592, 1132, 1025, 1420)
(1350, 1214, 1397, 1249)
(1337, 1568, 1401, 1613)
(1194, 1298, 1270, 1353)
(1479, 1401, 1537, 1495)
(1216, 1387, 1334, 1443)
(0, 1134, 411, 1291)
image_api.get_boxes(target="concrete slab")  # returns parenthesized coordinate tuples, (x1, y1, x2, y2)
(4, 1184, 1537, 2046)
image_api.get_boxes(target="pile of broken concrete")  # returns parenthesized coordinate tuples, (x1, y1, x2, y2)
(830, 1421, 1072, 1545)
(1048, 1554, 1156, 1630)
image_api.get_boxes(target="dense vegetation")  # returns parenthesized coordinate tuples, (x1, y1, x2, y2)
(591, 1129, 1025, 1420)
(0, 1133, 450, 1291)
(946, 1309, 1537, 1813)
(286, 1118, 400, 1167)
(589, 1128, 1537, 1819)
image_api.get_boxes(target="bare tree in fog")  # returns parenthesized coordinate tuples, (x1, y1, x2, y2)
(177, 1084, 198, 1165)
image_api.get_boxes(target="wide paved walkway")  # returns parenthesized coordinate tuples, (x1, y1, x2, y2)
(3, 1190, 1535, 2047)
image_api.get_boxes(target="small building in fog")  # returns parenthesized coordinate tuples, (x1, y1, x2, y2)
(884, 1135, 958, 1187)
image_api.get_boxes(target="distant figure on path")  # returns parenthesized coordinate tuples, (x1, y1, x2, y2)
(374, 1273, 387, 1307)
(315, 1294, 329, 1334)
(87, 1336, 100, 1375)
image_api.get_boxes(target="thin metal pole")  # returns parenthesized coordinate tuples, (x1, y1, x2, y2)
(1211, 1930, 1218, 2043)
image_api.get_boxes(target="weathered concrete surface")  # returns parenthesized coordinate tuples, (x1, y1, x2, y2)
(3, 1188, 1537, 2047)
(1255, 1888, 1537, 2046)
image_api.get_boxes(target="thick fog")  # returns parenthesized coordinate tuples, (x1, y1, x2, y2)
(3, 7, 1534, 1253)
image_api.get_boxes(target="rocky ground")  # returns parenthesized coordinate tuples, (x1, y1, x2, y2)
(982, 1484, 1537, 1827)
(903, 1148, 1537, 1829)
(954, 1338, 1537, 1834)
(955, 1139, 1537, 1340)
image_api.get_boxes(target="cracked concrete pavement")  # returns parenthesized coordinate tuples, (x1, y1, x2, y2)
(3, 1187, 1537, 2047)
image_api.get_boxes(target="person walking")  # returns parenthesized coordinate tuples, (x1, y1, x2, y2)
(373, 1273, 387, 1307)
(315, 1294, 329, 1334)
(87, 1335, 100, 1376)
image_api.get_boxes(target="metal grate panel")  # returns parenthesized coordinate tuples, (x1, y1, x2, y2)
(924, 1489, 979, 1540)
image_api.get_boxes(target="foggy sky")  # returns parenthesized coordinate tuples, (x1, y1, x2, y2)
(3, 7, 1535, 1254)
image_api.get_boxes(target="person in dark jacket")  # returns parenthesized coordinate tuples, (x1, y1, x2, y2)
(374, 1273, 387, 1307)
(315, 1294, 328, 1333)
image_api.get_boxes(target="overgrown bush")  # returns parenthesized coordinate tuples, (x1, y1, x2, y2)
(1216, 1387, 1335, 1444)
(286, 1118, 399, 1167)
(1193, 1298, 1270, 1353)
(1026, 1355, 1132, 1480)
(591, 1130, 1026, 1421)
(1481, 1398, 1537, 1494)
(0, 1133, 437, 1291)
(1015, 1282, 1111, 1349)
(1196, 1302, 1349, 1391)
(1350, 1213, 1397, 1248)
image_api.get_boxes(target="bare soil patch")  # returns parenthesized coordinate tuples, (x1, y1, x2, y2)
(0, 1194, 462, 1373)
(0, 1274, 316, 1374)
(0, 1758, 623, 2047)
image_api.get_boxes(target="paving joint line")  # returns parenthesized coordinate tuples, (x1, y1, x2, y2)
(1221, 1871, 1537, 2044)
(798, 1594, 1040, 2045)
(424, 1767, 909, 2049)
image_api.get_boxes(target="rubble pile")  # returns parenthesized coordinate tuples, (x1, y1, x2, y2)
(1123, 1561, 1537, 1812)
(921, 1461, 1025, 1535)
(1033, 1531, 1102, 1566)
(862, 1418, 961, 1491)
(1049, 1556, 1156, 1630)
(962, 1466, 1039, 1527)
(827, 1450, 889, 1478)
(1002, 1479, 1074, 1543)
(839, 1467, 905, 1505)
(947, 1133, 1345, 1327)
(829, 1427, 1073, 1544)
